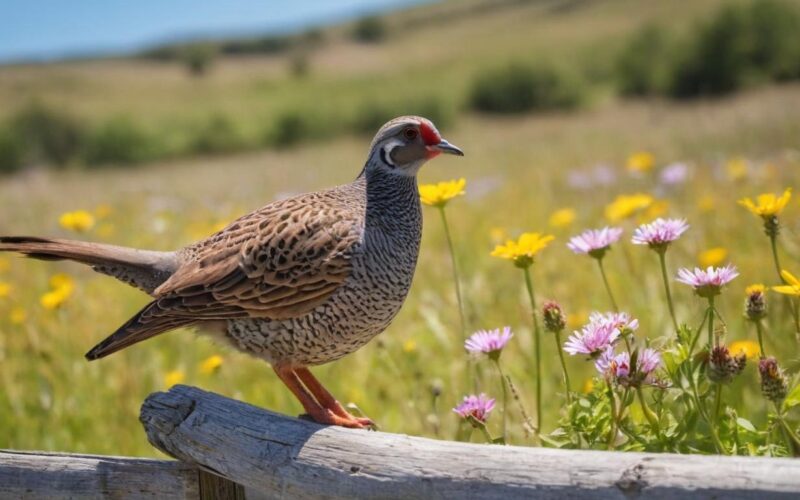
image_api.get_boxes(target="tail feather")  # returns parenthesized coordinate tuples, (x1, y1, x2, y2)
(85, 302, 195, 360)
(0, 236, 178, 294)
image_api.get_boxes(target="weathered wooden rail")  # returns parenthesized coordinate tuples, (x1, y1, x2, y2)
(3, 384, 800, 499)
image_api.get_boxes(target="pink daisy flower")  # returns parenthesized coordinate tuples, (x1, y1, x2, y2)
(453, 393, 496, 423)
(465, 327, 513, 357)
(564, 320, 620, 356)
(631, 218, 689, 249)
(676, 265, 739, 298)
(588, 311, 639, 334)
(567, 227, 623, 258)
(637, 348, 662, 379)
(596, 347, 662, 385)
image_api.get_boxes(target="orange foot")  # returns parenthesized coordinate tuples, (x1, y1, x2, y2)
(274, 364, 377, 429)
(299, 409, 374, 429)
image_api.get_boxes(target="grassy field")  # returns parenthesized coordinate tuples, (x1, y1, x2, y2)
(1, 0, 800, 456)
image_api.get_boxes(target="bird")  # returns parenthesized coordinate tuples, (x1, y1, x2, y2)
(0, 115, 463, 428)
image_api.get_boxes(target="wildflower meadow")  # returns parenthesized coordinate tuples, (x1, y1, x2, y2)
(2, 0, 800, 458)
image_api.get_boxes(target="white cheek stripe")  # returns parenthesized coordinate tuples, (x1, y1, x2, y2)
(381, 145, 396, 167)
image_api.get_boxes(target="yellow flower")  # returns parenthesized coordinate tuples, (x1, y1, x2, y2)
(726, 158, 748, 181)
(604, 193, 654, 222)
(94, 204, 113, 219)
(627, 151, 655, 173)
(738, 188, 791, 218)
(10, 306, 27, 324)
(40, 287, 71, 310)
(200, 355, 224, 375)
(59, 210, 96, 232)
(582, 378, 595, 394)
(49, 273, 75, 294)
(548, 208, 576, 228)
(746, 284, 766, 296)
(403, 339, 417, 353)
(164, 369, 186, 387)
(419, 178, 466, 207)
(773, 269, 800, 296)
(698, 247, 728, 267)
(491, 232, 555, 268)
(0, 281, 11, 298)
(697, 195, 716, 213)
(729, 340, 760, 360)
(40, 273, 75, 309)
(0, 257, 9, 273)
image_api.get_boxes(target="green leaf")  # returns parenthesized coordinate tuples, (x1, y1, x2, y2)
(783, 383, 800, 411)
(736, 417, 757, 433)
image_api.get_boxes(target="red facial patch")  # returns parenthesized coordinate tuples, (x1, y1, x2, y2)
(419, 120, 441, 146)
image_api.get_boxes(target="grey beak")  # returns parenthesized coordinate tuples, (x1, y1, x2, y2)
(433, 139, 464, 156)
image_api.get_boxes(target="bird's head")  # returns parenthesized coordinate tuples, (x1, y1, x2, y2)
(366, 116, 463, 177)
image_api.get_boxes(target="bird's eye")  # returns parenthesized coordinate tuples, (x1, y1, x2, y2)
(403, 128, 418, 140)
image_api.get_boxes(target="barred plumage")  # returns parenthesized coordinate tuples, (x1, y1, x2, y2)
(0, 115, 463, 428)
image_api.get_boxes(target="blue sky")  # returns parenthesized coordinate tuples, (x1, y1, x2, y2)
(0, 0, 431, 63)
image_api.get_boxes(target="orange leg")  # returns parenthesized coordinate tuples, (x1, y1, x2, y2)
(272, 365, 369, 428)
(295, 367, 374, 427)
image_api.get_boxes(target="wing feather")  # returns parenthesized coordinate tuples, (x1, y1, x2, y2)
(152, 191, 362, 321)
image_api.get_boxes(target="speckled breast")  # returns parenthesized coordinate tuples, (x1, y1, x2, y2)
(224, 202, 422, 366)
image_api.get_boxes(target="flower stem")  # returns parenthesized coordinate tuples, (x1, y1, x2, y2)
(657, 250, 679, 334)
(553, 330, 572, 404)
(711, 384, 729, 455)
(636, 385, 661, 437)
(523, 266, 542, 438)
(770, 233, 800, 335)
(770, 232, 784, 283)
(505, 373, 537, 439)
(755, 320, 767, 358)
(776, 404, 800, 455)
(493, 359, 509, 440)
(438, 207, 467, 343)
(467, 415, 495, 444)
(596, 257, 619, 312)
(706, 296, 716, 351)
(606, 384, 618, 450)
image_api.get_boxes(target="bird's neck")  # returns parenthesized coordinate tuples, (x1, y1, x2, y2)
(360, 161, 421, 232)
(358, 161, 419, 212)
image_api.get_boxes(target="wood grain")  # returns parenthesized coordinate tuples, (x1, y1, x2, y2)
(0, 449, 199, 499)
(140, 385, 800, 499)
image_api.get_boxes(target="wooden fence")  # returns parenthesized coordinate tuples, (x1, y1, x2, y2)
(2, 384, 800, 499)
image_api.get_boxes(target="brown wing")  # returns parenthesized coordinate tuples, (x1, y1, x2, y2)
(153, 192, 363, 321)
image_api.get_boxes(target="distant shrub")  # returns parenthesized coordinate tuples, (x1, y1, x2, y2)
(11, 103, 86, 167)
(289, 53, 310, 79)
(268, 112, 315, 148)
(352, 97, 453, 135)
(747, 0, 800, 80)
(83, 117, 155, 167)
(616, 24, 674, 96)
(0, 127, 24, 174)
(669, 0, 800, 98)
(182, 44, 217, 77)
(352, 16, 387, 43)
(190, 114, 245, 155)
(469, 63, 584, 114)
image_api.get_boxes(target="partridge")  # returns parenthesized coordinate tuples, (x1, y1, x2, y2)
(0, 116, 463, 428)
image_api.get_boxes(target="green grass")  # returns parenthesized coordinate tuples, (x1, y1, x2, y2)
(1, 82, 800, 455)
(1, 0, 800, 456)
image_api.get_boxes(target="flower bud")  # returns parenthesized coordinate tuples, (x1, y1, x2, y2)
(759, 357, 788, 403)
(744, 284, 767, 321)
(707, 345, 746, 384)
(542, 301, 566, 333)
